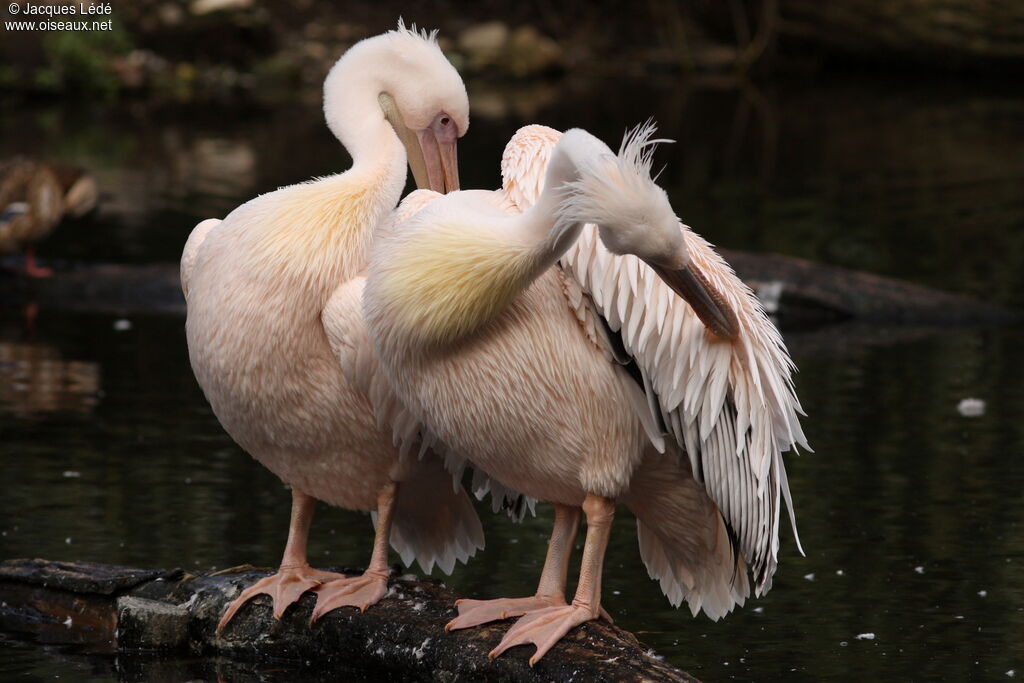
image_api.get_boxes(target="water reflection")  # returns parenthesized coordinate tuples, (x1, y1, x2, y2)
(0, 337, 100, 417)
(1, 73, 1023, 681)
(1, 312, 1021, 681)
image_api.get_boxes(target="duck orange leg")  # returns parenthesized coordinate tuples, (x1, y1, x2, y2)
(447, 503, 581, 630)
(308, 481, 396, 621)
(22, 246, 53, 278)
(217, 488, 346, 632)
(489, 493, 614, 666)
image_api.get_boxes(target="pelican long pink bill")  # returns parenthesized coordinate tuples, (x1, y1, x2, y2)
(379, 93, 460, 194)
(646, 261, 740, 340)
(416, 112, 460, 193)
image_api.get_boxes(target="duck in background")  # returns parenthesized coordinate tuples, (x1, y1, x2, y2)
(0, 157, 98, 277)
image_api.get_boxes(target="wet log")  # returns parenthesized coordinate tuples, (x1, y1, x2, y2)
(0, 558, 697, 683)
(1, 254, 1016, 325)
(721, 249, 1019, 325)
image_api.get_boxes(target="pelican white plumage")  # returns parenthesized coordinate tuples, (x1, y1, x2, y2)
(182, 23, 485, 631)
(358, 124, 807, 664)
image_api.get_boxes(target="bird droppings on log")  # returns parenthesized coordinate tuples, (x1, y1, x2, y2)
(0, 558, 700, 682)
(2, 253, 1017, 324)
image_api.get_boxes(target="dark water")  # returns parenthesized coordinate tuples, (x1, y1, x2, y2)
(2, 74, 1023, 681)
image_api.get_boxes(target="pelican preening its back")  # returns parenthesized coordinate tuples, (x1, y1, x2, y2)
(556, 127, 809, 595)
(361, 123, 806, 662)
(182, 22, 485, 631)
(506, 125, 807, 596)
(503, 125, 806, 593)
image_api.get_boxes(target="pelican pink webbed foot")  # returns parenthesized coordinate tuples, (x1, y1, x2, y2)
(448, 595, 568, 630)
(218, 488, 346, 633)
(489, 601, 600, 665)
(309, 568, 391, 620)
(217, 562, 346, 631)
(448, 503, 587, 631)
(447, 502, 614, 633)
(487, 494, 615, 666)
(451, 595, 612, 631)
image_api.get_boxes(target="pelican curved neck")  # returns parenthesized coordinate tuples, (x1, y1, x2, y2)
(366, 131, 614, 349)
(517, 131, 612, 273)
(323, 50, 407, 197)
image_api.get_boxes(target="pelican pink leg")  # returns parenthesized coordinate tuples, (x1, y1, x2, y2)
(447, 504, 581, 630)
(218, 488, 346, 632)
(308, 482, 397, 621)
(489, 494, 614, 665)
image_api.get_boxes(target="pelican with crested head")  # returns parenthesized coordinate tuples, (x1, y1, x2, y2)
(359, 123, 806, 664)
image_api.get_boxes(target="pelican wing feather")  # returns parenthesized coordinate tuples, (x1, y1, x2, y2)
(503, 123, 807, 595)
(560, 221, 808, 595)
